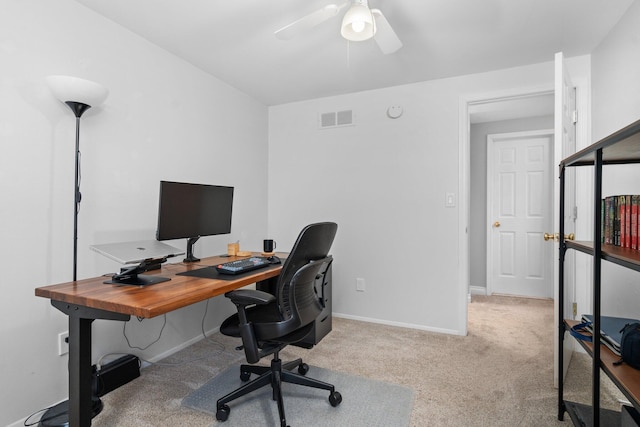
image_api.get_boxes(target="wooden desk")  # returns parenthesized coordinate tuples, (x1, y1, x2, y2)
(35, 254, 282, 427)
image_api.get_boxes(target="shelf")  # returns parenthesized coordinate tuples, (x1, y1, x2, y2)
(564, 401, 621, 426)
(565, 241, 640, 272)
(565, 319, 640, 411)
(559, 118, 640, 426)
(562, 119, 640, 167)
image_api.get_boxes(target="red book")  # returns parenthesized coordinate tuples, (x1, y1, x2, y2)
(626, 195, 632, 248)
(632, 195, 639, 250)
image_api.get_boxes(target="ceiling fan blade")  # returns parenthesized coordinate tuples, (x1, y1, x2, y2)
(275, 2, 349, 40)
(371, 9, 403, 54)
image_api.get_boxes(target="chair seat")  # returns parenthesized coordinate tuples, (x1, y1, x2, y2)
(220, 303, 315, 346)
(220, 303, 281, 337)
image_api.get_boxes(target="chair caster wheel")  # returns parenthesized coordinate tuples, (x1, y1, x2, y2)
(240, 371, 251, 381)
(298, 363, 309, 375)
(216, 404, 230, 421)
(329, 391, 342, 407)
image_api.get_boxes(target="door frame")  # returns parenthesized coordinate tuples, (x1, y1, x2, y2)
(485, 129, 555, 297)
(458, 85, 554, 336)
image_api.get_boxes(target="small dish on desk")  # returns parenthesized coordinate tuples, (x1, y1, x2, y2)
(261, 251, 275, 257)
(236, 251, 253, 257)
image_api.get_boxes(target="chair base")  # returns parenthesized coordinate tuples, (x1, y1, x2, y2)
(216, 355, 341, 427)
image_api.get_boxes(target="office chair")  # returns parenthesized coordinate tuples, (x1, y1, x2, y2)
(216, 222, 341, 427)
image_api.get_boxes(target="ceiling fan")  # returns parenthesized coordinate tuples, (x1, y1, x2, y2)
(274, 0, 403, 55)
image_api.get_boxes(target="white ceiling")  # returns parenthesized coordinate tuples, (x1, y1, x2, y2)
(73, 0, 635, 106)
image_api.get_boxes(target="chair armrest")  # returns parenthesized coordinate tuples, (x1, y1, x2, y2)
(225, 289, 275, 307)
(224, 289, 274, 364)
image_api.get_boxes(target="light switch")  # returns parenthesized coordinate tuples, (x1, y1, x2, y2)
(445, 192, 456, 207)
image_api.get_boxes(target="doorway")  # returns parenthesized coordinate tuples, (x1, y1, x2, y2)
(457, 89, 555, 336)
(460, 55, 583, 384)
(466, 92, 555, 298)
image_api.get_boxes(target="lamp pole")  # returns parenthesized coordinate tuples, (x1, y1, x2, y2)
(47, 75, 108, 282)
(66, 101, 91, 281)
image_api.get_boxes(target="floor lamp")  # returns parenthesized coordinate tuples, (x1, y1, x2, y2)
(43, 76, 108, 427)
(46, 75, 109, 282)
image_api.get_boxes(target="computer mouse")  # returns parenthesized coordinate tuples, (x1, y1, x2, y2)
(268, 255, 281, 264)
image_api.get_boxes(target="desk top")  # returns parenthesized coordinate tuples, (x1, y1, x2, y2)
(35, 253, 283, 318)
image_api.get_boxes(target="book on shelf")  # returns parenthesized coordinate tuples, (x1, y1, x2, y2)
(601, 195, 640, 250)
(626, 195, 632, 249)
(602, 196, 615, 245)
(633, 195, 639, 250)
(621, 195, 630, 248)
(619, 195, 625, 248)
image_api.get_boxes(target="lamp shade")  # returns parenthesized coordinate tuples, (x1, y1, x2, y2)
(341, 3, 376, 41)
(46, 75, 109, 108)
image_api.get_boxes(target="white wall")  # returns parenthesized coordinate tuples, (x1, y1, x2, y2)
(590, 0, 640, 318)
(268, 62, 572, 336)
(0, 1, 268, 425)
(592, 0, 640, 139)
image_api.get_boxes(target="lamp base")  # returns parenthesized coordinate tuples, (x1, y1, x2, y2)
(39, 398, 103, 427)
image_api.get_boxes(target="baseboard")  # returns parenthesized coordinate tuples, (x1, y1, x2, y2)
(469, 285, 487, 295)
(333, 312, 463, 336)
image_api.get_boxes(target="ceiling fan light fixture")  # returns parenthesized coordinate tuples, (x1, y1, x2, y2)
(341, 3, 376, 41)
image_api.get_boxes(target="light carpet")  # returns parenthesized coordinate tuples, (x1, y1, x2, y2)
(88, 295, 625, 426)
(182, 364, 414, 426)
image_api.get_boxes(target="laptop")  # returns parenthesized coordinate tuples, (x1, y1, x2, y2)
(581, 314, 640, 356)
(90, 240, 185, 265)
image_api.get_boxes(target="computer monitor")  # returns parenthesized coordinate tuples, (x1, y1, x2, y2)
(156, 180, 234, 262)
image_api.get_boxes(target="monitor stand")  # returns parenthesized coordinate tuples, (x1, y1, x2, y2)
(184, 236, 200, 262)
(104, 257, 170, 286)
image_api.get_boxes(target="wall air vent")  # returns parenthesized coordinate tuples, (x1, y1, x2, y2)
(320, 112, 336, 128)
(319, 110, 353, 129)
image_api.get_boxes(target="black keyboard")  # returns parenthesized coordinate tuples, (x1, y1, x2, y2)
(216, 257, 271, 275)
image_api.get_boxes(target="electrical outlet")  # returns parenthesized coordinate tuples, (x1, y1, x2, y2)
(58, 331, 69, 356)
(356, 278, 365, 292)
(572, 302, 577, 318)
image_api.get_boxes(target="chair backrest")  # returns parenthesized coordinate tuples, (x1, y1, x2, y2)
(258, 222, 337, 340)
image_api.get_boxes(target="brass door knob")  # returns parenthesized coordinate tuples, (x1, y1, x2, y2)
(544, 232, 575, 241)
(493, 221, 500, 227)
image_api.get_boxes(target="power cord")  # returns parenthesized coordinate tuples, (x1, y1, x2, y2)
(120, 298, 226, 366)
(122, 314, 167, 350)
(23, 405, 55, 426)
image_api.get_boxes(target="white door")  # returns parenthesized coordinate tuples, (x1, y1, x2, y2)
(554, 52, 578, 385)
(487, 131, 554, 298)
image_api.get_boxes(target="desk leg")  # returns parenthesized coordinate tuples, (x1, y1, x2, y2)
(68, 316, 94, 427)
(51, 301, 130, 427)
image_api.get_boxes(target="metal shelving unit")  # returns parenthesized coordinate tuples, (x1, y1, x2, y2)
(558, 119, 640, 426)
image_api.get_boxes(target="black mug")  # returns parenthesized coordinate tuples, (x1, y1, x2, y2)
(263, 239, 276, 253)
